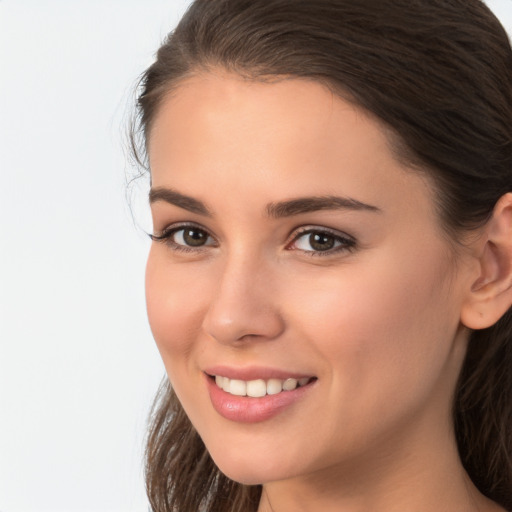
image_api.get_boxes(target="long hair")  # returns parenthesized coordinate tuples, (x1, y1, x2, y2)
(132, 1, 512, 510)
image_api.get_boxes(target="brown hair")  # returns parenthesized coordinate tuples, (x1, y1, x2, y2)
(132, 1, 512, 510)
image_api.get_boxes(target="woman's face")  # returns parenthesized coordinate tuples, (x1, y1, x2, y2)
(146, 72, 473, 485)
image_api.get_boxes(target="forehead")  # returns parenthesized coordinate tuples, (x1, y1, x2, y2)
(148, 71, 389, 156)
(148, 71, 437, 223)
(149, 73, 389, 169)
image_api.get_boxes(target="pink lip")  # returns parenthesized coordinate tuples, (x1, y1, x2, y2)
(204, 373, 316, 424)
(204, 365, 313, 381)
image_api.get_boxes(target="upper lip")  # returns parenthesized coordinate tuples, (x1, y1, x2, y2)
(204, 365, 315, 381)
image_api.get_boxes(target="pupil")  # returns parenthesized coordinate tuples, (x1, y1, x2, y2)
(310, 233, 335, 251)
(184, 229, 207, 247)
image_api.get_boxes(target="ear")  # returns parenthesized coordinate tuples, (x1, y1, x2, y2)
(461, 192, 512, 330)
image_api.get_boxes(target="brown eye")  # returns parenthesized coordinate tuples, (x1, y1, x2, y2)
(170, 227, 215, 248)
(151, 225, 217, 251)
(308, 232, 336, 251)
(291, 228, 355, 255)
(179, 228, 210, 247)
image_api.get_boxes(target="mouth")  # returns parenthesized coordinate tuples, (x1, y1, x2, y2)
(205, 372, 317, 423)
(209, 374, 316, 397)
(204, 366, 318, 423)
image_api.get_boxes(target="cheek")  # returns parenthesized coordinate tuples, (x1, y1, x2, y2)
(145, 249, 208, 369)
(290, 245, 460, 409)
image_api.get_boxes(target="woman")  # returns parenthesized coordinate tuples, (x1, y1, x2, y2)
(132, 0, 512, 510)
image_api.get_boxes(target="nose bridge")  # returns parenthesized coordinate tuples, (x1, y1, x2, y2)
(202, 248, 284, 344)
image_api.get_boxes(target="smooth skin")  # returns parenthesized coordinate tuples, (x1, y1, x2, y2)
(146, 71, 512, 512)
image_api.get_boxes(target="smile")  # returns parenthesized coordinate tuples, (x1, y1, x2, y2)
(206, 372, 317, 423)
(214, 375, 314, 397)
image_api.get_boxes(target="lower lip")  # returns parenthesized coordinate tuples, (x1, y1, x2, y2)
(206, 375, 315, 423)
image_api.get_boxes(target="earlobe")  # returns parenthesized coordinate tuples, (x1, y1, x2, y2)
(461, 192, 512, 330)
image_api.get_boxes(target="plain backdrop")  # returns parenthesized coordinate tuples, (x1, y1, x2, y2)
(0, 1, 511, 511)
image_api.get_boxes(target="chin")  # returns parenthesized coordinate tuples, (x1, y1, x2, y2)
(207, 445, 299, 486)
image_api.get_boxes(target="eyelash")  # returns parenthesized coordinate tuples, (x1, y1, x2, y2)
(150, 223, 217, 254)
(287, 227, 356, 256)
(150, 223, 356, 257)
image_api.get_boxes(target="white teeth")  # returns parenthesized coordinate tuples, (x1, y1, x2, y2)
(229, 379, 247, 396)
(246, 379, 267, 398)
(282, 378, 298, 391)
(266, 378, 283, 395)
(214, 375, 312, 397)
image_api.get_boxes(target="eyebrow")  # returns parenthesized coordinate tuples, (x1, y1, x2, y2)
(266, 196, 380, 218)
(149, 186, 380, 218)
(149, 187, 212, 216)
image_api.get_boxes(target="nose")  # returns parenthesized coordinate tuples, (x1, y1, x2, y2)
(201, 254, 285, 345)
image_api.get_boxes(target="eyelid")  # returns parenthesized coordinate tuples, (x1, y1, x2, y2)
(151, 221, 213, 239)
(286, 225, 356, 255)
(150, 222, 356, 256)
(150, 222, 218, 252)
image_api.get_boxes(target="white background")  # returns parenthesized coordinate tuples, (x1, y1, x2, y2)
(0, 1, 511, 511)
